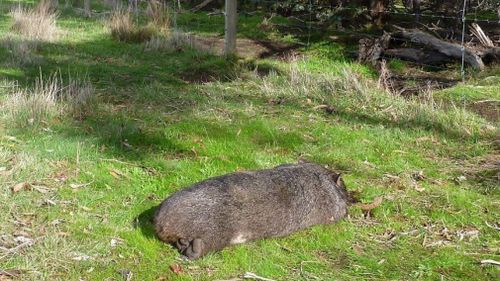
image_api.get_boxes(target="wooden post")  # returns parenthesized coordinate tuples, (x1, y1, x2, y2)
(84, 0, 91, 17)
(224, 0, 237, 56)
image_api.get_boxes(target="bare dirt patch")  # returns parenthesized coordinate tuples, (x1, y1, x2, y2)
(194, 36, 299, 59)
(468, 101, 499, 122)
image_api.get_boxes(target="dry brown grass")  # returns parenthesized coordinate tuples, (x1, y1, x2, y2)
(10, 0, 59, 42)
(1, 35, 41, 66)
(108, 7, 170, 43)
(1, 72, 96, 127)
(147, 0, 171, 33)
(144, 31, 205, 52)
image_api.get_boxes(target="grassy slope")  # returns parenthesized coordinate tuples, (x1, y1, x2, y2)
(1, 2, 499, 281)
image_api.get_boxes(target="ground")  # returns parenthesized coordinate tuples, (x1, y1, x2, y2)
(0, 1, 499, 281)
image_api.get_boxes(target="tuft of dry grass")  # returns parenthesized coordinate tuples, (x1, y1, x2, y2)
(144, 31, 198, 52)
(108, 7, 170, 43)
(1, 72, 96, 127)
(1, 35, 41, 66)
(10, 0, 59, 42)
(147, 0, 171, 33)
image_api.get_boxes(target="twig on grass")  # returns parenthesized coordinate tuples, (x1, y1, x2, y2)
(0, 240, 34, 260)
(243, 272, 276, 281)
(480, 260, 500, 266)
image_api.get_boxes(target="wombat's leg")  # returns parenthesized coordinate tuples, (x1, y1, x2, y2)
(176, 238, 190, 252)
(183, 238, 204, 260)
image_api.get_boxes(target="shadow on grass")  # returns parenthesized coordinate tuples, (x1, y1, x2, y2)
(134, 205, 157, 239)
(0, 20, 489, 164)
(1, 33, 241, 87)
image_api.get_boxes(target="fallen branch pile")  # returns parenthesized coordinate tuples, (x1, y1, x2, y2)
(359, 26, 500, 70)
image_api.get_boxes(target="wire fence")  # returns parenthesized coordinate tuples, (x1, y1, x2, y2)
(220, 1, 499, 77)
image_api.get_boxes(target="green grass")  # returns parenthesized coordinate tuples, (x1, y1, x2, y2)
(0, 1, 499, 280)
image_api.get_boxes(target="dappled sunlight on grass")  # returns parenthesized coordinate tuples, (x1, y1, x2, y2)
(0, 1, 498, 280)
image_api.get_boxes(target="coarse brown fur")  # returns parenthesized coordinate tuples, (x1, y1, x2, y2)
(153, 163, 348, 259)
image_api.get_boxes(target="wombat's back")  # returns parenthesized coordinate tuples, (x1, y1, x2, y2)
(154, 163, 348, 259)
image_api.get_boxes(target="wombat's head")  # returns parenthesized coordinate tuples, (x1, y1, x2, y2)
(332, 172, 355, 204)
(332, 173, 346, 190)
(332, 172, 358, 205)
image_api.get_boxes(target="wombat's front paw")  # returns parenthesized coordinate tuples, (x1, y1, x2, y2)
(182, 238, 203, 260)
(176, 238, 190, 252)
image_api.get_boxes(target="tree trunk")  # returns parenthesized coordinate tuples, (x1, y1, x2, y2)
(84, 0, 91, 17)
(412, 0, 421, 23)
(384, 48, 454, 65)
(358, 32, 391, 67)
(369, 0, 389, 27)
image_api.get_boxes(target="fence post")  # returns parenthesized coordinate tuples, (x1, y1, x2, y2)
(460, 0, 468, 80)
(224, 0, 237, 56)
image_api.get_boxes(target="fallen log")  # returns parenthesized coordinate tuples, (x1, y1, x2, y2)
(384, 48, 454, 65)
(479, 47, 500, 65)
(395, 28, 485, 70)
(191, 0, 215, 12)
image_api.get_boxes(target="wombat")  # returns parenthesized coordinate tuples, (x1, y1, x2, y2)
(153, 163, 348, 259)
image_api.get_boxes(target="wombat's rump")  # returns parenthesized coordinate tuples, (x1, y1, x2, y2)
(153, 163, 348, 259)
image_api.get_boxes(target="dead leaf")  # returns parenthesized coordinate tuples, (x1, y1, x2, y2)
(11, 182, 31, 193)
(122, 140, 133, 149)
(414, 184, 425, 192)
(358, 197, 383, 211)
(353, 243, 364, 255)
(412, 171, 425, 181)
(0, 167, 11, 176)
(69, 183, 91, 189)
(14, 236, 32, 245)
(43, 199, 57, 206)
(110, 238, 124, 248)
(32, 185, 51, 193)
(52, 172, 68, 183)
(363, 159, 376, 168)
(416, 136, 431, 142)
(0, 269, 22, 279)
(169, 264, 183, 275)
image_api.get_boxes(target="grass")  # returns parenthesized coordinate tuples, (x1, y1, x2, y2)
(0, 1, 499, 280)
(107, 9, 160, 43)
(10, 0, 58, 41)
(1, 0, 59, 66)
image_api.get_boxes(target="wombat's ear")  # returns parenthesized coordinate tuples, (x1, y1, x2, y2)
(333, 173, 343, 187)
